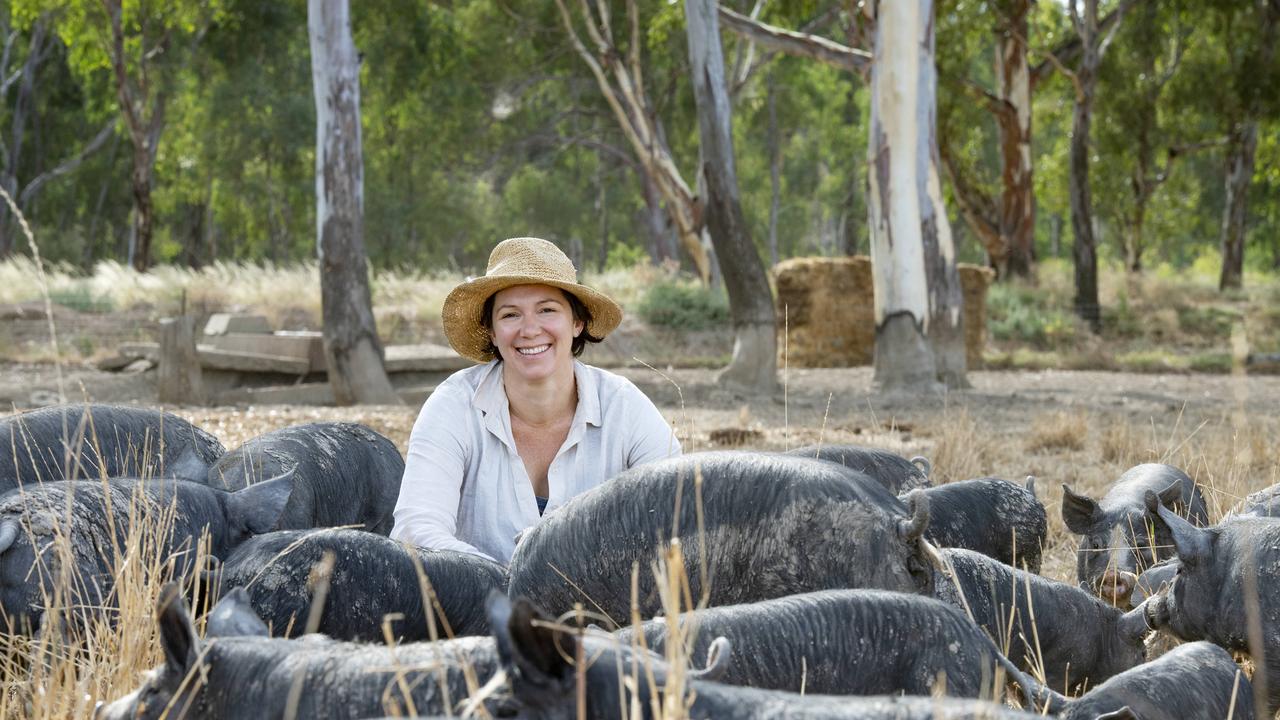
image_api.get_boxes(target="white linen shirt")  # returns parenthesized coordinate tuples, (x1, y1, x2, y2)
(390, 359, 681, 564)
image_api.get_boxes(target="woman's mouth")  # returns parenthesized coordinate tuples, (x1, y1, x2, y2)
(516, 344, 550, 356)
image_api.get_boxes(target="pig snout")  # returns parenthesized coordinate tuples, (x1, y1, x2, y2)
(1098, 569, 1138, 607)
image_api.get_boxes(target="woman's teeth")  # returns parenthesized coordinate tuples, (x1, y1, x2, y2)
(517, 344, 550, 356)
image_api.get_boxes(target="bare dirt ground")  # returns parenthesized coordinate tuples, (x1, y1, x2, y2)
(3, 359, 1278, 588)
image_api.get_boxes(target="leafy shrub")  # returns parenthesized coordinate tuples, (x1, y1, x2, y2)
(1102, 292, 1142, 338)
(986, 283, 1076, 346)
(636, 279, 729, 330)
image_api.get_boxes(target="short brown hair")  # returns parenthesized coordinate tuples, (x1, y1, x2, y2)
(480, 289, 604, 361)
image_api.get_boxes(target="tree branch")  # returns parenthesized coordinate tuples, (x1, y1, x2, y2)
(716, 5, 870, 75)
(1097, 0, 1143, 60)
(19, 118, 117, 206)
(1030, 5, 1125, 88)
(1014, 24, 1084, 101)
(729, 3, 844, 96)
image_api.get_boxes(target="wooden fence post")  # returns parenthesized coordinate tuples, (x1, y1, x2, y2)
(157, 316, 207, 405)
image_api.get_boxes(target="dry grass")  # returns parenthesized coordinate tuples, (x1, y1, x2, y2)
(0, 479, 219, 719)
(1025, 411, 1089, 454)
(927, 407, 999, 484)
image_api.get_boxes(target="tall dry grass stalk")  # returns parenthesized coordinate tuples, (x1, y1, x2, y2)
(0, 483, 219, 719)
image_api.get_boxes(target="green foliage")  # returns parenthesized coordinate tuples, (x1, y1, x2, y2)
(636, 279, 729, 331)
(986, 282, 1078, 347)
(0, 0, 1273, 341)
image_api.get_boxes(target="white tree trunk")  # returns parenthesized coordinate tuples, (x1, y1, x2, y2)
(867, 0, 964, 391)
(309, 0, 399, 406)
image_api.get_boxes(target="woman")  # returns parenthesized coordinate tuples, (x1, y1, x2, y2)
(391, 237, 681, 564)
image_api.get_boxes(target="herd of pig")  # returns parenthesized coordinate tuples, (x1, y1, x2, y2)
(0, 403, 1273, 719)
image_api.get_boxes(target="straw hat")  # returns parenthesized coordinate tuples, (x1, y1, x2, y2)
(442, 237, 623, 363)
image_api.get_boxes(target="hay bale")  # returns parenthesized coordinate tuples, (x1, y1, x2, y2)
(959, 263, 995, 369)
(774, 256, 874, 367)
(775, 256, 993, 369)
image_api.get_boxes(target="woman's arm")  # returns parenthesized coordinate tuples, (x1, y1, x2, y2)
(625, 386, 682, 466)
(390, 385, 498, 562)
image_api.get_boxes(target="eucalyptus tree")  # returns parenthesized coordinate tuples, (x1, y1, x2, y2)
(1212, 0, 1279, 289)
(685, 0, 776, 391)
(1094, 0, 1208, 273)
(553, 0, 711, 283)
(868, 0, 965, 390)
(18, 0, 220, 271)
(308, 0, 398, 406)
(1051, 0, 1142, 330)
(0, 10, 115, 259)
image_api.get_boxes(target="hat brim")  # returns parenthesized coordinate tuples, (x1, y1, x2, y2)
(442, 275, 623, 363)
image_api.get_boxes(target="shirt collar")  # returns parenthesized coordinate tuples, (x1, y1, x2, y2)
(472, 359, 507, 419)
(472, 359, 601, 433)
(572, 360, 602, 428)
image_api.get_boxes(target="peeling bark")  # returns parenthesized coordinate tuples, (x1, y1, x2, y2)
(996, 0, 1035, 278)
(308, 0, 399, 406)
(868, 0, 963, 392)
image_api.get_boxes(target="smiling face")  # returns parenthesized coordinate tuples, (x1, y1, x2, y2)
(488, 284, 584, 384)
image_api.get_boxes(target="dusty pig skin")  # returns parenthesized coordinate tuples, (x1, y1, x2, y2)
(911, 477, 1046, 572)
(0, 403, 224, 491)
(1145, 499, 1280, 714)
(205, 422, 404, 533)
(1060, 641, 1254, 720)
(507, 451, 935, 622)
(98, 586, 710, 720)
(614, 588, 1057, 706)
(95, 584, 511, 720)
(782, 444, 932, 494)
(0, 476, 287, 633)
(213, 527, 507, 640)
(491, 594, 1046, 720)
(932, 548, 1150, 694)
(1062, 462, 1209, 607)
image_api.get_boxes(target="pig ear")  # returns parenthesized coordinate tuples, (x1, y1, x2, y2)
(225, 468, 295, 535)
(206, 587, 270, 638)
(488, 592, 574, 684)
(1148, 493, 1213, 565)
(1094, 708, 1138, 720)
(1154, 480, 1185, 514)
(156, 582, 201, 676)
(1116, 603, 1154, 644)
(897, 490, 931, 542)
(1061, 484, 1102, 534)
